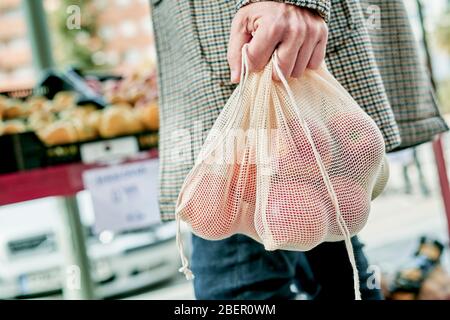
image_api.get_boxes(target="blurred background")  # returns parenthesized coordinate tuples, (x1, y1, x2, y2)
(0, 0, 449, 300)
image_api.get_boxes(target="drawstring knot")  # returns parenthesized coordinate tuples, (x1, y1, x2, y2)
(179, 265, 195, 280)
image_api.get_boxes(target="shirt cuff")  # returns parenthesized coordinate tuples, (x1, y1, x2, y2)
(236, 0, 331, 23)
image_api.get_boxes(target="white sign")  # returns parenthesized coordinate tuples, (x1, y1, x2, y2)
(82, 160, 161, 233)
(80, 136, 139, 164)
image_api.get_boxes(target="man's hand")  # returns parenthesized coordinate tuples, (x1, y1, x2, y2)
(228, 2, 328, 83)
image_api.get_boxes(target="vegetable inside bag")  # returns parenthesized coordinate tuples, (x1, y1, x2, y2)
(175, 47, 388, 300)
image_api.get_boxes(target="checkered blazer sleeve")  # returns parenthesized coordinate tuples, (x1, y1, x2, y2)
(236, 0, 331, 22)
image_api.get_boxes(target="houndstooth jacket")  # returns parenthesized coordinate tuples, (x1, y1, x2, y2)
(150, 0, 448, 220)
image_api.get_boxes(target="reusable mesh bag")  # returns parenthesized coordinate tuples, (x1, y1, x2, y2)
(175, 47, 389, 300)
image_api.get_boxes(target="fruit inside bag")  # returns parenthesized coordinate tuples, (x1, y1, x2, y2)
(174, 46, 389, 300)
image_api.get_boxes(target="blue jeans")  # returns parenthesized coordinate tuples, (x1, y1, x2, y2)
(191, 234, 383, 300)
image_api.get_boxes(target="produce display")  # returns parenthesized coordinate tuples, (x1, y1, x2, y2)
(0, 70, 160, 146)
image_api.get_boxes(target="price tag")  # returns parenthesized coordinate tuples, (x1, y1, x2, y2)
(82, 160, 161, 233)
(80, 137, 139, 164)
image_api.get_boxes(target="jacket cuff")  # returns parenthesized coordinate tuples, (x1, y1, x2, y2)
(236, 0, 331, 23)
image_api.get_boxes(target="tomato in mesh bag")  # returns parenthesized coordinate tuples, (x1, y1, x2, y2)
(273, 119, 333, 181)
(180, 160, 258, 240)
(324, 176, 371, 241)
(328, 112, 386, 181)
(175, 47, 389, 300)
(255, 180, 329, 251)
(181, 171, 238, 240)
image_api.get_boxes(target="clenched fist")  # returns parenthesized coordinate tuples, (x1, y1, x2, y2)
(228, 2, 328, 82)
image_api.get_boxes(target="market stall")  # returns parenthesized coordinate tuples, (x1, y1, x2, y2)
(0, 0, 161, 299)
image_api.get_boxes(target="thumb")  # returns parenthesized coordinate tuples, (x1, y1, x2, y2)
(227, 13, 251, 83)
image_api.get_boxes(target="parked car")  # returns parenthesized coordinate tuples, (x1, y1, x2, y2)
(0, 193, 184, 299)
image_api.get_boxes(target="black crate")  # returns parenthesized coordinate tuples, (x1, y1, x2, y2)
(0, 132, 45, 173)
(0, 131, 159, 174)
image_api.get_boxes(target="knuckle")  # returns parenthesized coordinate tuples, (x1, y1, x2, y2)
(279, 5, 291, 19)
(307, 23, 320, 38)
(235, 7, 248, 20)
(232, 12, 244, 29)
(277, 58, 290, 73)
(268, 20, 285, 39)
(287, 22, 303, 36)
(236, 16, 249, 33)
(277, 18, 288, 31)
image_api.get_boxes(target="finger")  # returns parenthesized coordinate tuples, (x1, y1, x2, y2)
(307, 36, 327, 70)
(272, 24, 305, 81)
(291, 36, 318, 78)
(246, 19, 283, 73)
(227, 14, 252, 83)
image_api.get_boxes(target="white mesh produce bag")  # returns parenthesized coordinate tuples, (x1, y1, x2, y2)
(175, 47, 389, 300)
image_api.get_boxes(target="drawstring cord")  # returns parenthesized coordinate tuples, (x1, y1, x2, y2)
(175, 45, 251, 281)
(272, 54, 361, 300)
(176, 213, 194, 280)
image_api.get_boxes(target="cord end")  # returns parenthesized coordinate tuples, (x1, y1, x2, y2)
(179, 266, 195, 280)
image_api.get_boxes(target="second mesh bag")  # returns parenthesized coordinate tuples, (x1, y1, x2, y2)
(175, 49, 388, 283)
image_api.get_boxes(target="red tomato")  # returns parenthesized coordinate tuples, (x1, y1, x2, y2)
(181, 171, 240, 240)
(238, 199, 259, 240)
(274, 119, 333, 182)
(230, 162, 258, 238)
(243, 163, 257, 206)
(256, 180, 328, 251)
(324, 176, 371, 240)
(328, 112, 384, 178)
